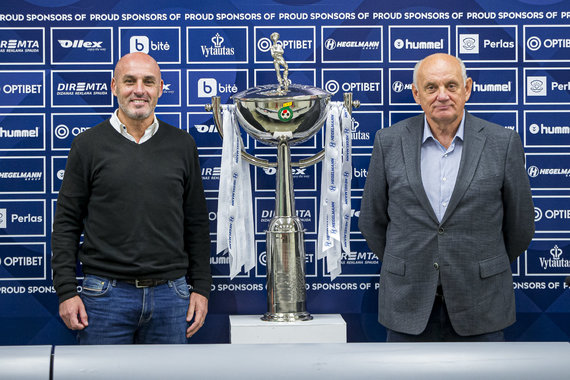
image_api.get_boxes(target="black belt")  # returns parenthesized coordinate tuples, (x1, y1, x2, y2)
(123, 279, 168, 288)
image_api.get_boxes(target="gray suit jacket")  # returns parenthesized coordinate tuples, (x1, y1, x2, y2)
(358, 112, 535, 336)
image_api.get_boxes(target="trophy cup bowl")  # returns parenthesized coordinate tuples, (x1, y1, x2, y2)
(232, 83, 331, 146)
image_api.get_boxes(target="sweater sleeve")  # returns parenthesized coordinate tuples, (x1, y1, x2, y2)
(183, 141, 212, 299)
(51, 137, 90, 303)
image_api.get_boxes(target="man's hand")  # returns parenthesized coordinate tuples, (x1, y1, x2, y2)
(59, 295, 88, 330)
(186, 292, 208, 338)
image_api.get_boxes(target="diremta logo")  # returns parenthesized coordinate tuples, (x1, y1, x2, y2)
(527, 76, 547, 96)
(459, 34, 479, 54)
(130, 36, 149, 53)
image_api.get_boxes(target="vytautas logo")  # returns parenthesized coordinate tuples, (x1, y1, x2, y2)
(540, 245, 570, 270)
(201, 33, 234, 58)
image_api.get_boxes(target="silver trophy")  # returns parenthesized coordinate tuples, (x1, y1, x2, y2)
(206, 32, 359, 322)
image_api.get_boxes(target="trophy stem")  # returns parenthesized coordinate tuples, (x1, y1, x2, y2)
(262, 137, 312, 322)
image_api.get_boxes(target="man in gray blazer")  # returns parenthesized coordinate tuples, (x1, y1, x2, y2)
(359, 53, 534, 341)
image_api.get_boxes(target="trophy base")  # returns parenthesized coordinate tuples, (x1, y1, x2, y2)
(261, 311, 313, 322)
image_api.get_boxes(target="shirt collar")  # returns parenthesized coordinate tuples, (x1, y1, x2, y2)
(422, 110, 465, 145)
(110, 109, 159, 142)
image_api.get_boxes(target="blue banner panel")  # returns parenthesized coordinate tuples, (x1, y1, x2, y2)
(389, 26, 449, 62)
(51, 70, 113, 108)
(187, 27, 248, 64)
(255, 27, 315, 63)
(0, 200, 45, 237)
(0, 113, 45, 151)
(526, 239, 570, 276)
(525, 68, 570, 105)
(187, 69, 248, 106)
(0, 242, 46, 281)
(51, 113, 110, 151)
(158, 70, 181, 107)
(322, 68, 382, 105)
(50, 27, 112, 64)
(119, 27, 181, 64)
(524, 111, 570, 148)
(533, 196, 570, 234)
(526, 154, 570, 191)
(457, 25, 517, 62)
(322, 26, 382, 63)
(0, 157, 44, 194)
(524, 25, 570, 62)
(0, 71, 44, 108)
(0, 27, 44, 65)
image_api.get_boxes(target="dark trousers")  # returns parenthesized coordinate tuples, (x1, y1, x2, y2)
(386, 294, 505, 342)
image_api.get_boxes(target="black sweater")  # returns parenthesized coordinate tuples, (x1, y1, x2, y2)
(51, 120, 212, 303)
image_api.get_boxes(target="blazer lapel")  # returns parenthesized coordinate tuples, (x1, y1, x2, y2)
(402, 116, 439, 224)
(441, 113, 486, 225)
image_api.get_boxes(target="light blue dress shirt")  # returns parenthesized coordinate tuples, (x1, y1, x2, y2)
(420, 112, 465, 222)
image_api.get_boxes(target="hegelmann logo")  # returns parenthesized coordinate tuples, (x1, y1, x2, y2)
(56, 82, 108, 96)
(392, 80, 411, 93)
(324, 80, 380, 95)
(324, 38, 379, 50)
(528, 165, 570, 178)
(394, 39, 444, 50)
(201, 33, 234, 58)
(129, 36, 170, 54)
(527, 36, 570, 52)
(539, 245, 570, 270)
(257, 37, 312, 52)
(0, 39, 40, 52)
(529, 123, 570, 135)
(459, 34, 479, 54)
(58, 40, 105, 51)
(527, 76, 547, 96)
(0, 172, 42, 180)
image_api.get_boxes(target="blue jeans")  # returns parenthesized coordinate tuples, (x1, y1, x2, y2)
(386, 296, 505, 342)
(78, 275, 190, 344)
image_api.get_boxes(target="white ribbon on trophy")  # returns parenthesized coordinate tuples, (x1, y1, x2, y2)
(317, 102, 352, 280)
(216, 105, 255, 279)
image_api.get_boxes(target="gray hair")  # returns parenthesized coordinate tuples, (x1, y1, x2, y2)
(412, 55, 467, 88)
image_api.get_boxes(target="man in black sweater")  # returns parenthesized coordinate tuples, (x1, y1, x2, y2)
(52, 52, 212, 344)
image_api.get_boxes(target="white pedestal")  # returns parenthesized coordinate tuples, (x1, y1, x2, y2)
(229, 314, 347, 344)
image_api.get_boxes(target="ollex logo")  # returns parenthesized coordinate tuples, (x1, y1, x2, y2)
(459, 34, 479, 54)
(58, 40, 103, 49)
(539, 245, 570, 270)
(527, 76, 547, 96)
(262, 167, 306, 175)
(392, 81, 411, 93)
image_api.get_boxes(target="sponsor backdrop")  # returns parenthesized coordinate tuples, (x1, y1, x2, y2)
(0, 0, 569, 345)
